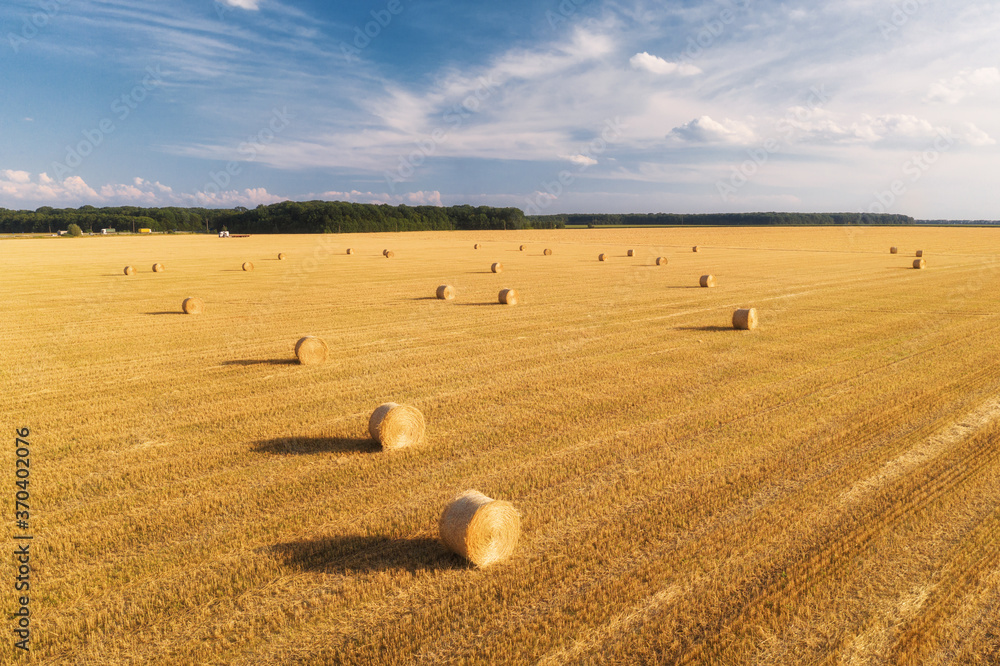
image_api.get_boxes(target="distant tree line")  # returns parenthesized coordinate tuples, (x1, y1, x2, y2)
(531, 212, 925, 226)
(0, 201, 545, 234)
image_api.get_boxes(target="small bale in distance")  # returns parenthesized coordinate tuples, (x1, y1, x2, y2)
(598, 253, 607, 262)
(440, 490, 520, 567)
(294, 336, 328, 365)
(890, 246, 898, 254)
(733, 308, 758, 330)
(656, 257, 668, 266)
(346, 248, 354, 255)
(368, 402, 425, 450)
(916, 250, 923, 257)
(543, 248, 553, 256)
(474, 243, 482, 249)
(242, 262, 254, 271)
(382, 249, 390, 257)
(492, 262, 503, 273)
(519, 244, 527, 251)
(385, 250, 395, 258)
(700, 274, 716, 288)
(692, 246, 699, 253)
(152, 263, 165, 273)
(913, 258, 926, 269)
(499, 288, 519, 305)
(627, 249, 635, 257)
(182, 297, 204, 315)
(436, 285, 455, 300)
(124, 265, 135, 276)
(277, 253, 286, 260)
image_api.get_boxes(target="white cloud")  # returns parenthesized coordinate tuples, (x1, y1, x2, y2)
(220, 0, 260, 9)
(1, 170, 32, 184)
(925, 67, 1000, 104)
(563, 154, 598, 167)
(668, 116, 756, 144)
(629, 52, 701, 76)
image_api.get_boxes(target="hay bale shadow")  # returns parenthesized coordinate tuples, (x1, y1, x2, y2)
(409, 297, 440, 301)
(456, 302, 503, 307)
(271, 535, 462, 573)
(253, 436, 380, 456)
(675, 325, 734, 332)
(223, 359, 298, 366)
(144, 311, 185, 316)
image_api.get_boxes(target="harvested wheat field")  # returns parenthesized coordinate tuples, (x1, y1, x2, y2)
(4, 226, 1000, 664)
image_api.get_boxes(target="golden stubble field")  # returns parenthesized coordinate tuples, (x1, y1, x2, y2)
(3, 227, 1000, 664)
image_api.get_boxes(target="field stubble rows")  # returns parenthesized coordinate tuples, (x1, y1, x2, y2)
(2, 227, 1000, 664)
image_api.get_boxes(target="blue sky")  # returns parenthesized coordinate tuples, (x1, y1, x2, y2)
(1, 0, 998, 217)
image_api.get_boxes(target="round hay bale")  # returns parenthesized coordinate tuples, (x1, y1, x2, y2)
(916, 250, 923, 257)
(598, 253, 607, 262)
(277, 253, 286, 260)
(384, 250, 395, 258)
(474, 243, 482, 250)
(890, 246, 898, 254)
(294, 336, 328, 365)
(656, 257, 668, 266)
(436, 285, 455, 300)
(519, 244, 527, 251)
(733, 308, 758, 330)
(543, 248, 553, 256)
(346, 248, 354, 255)
(368, 402, 425, 450)
(382, 249, 390, 257)
(913, 258, 926, 269)
(491, 262, 504, 273)
(700, 274, 716, 288)
(627, 249, 635, 257)
(242, 261, 254, 271)
(692, 246, 699, 253)
(440, 490, 520, 567)
(124, 265, 135, 276)
(182, 297, 204, 315)
(152, 263, 165, 273)
(499, 288, 518, 305)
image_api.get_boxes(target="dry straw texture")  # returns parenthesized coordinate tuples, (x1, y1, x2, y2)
(733, 308, 758, 330)
(294, 336, 328, 365)
(656, 257, 668, 266)
(152, 263, 165, 272)
(242, 262, 254, 271)
(543, 248, 553, 256)
(384, 251, 395, 258)
(182, 297, 204, 315)
(499, 288, 519, 305)
(519, 244, 526, 251)
(278, 253, 286, 260)
(693, 246, 699, 253)
(439, 490, 520, 567)
(368, 402, 425, 450)
(598, 254, 607, 262)
(914, 258, 926, 269)
(346, 248, 354, 255)
(436, 285, 455, 300)
(890, 247, 899, 254)
(916, 250, 923, 257)
(700, 275, 716, 288)
(124, 266, 135, 275)
(492, 262, 504, 273)
(627, 249, 635, 257)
